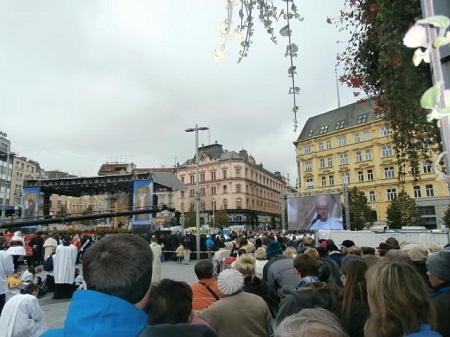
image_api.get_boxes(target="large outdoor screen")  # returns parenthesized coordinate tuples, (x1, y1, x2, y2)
(287, 194, 343, 231)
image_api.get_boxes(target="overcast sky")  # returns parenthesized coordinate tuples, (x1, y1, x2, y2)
(1, 1, 356, 185)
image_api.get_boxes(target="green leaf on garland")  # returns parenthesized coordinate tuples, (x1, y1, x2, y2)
(279, 25, 290, 37)
(420, 85, 441, 110)
(418, 15, 450, 29)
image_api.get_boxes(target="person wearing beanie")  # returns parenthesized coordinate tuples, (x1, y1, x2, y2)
(197, 269, 272, 337)
(426, 247, 450, 337)
(262, 240, 298, 294)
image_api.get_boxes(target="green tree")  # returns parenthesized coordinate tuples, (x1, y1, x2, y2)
(56, 205, 69, 216)
(348, 187, 373, 231)
(183, 209, 196, 228)
(214, 208, 229, 228)
(442, 205, 450, 229)
(80, 206, 97, 226)
(386, 190, 423, 229)
(332, 0, 441, 183)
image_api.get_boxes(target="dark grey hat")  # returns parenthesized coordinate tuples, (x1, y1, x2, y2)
(426, 247, 450, 281)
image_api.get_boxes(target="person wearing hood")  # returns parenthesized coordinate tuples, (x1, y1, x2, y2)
(41, 233, 153, 337)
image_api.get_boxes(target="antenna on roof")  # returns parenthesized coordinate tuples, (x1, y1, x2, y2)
(335, 69, 341, 108)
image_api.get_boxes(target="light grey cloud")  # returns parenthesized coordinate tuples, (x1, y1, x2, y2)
(1, 0, 355, 182)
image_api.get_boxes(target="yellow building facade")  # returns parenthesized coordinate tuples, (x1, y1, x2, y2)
(294, 100, 450, 228)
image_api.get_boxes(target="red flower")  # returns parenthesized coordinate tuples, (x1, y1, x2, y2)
(393, 55, 400, 66)
(370, 4, 378, 14)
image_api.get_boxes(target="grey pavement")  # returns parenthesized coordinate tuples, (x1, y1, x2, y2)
(39, 260, 199, 330)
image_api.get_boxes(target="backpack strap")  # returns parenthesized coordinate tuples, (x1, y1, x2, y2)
(199, 282, 220, 301)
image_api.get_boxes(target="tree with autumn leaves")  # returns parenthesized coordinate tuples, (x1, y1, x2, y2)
(330, 0, 442, 184)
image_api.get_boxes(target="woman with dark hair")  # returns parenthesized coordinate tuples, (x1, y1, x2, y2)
(365, 261, 441, 337)
(339, 258, 370, 337)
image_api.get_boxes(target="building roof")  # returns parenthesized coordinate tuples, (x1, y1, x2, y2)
(179, 142, 283, 181)
(24, 171, 183, 197)
(296, 99, 378, 142)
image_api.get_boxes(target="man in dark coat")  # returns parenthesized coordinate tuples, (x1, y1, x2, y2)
(276, 254, 340, 325)
(28, 232, 44, 268)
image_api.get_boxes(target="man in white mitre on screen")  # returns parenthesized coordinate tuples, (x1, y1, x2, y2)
(309, 195, 343, 230)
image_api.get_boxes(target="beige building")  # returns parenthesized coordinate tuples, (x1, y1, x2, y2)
(10, 156, 42, 209)
(176, 142, 287, 230)
(294, 100, 450, 229)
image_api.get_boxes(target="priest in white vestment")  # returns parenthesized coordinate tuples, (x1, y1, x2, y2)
(0, 282, 46, 337)
(52, 235, 77, 299)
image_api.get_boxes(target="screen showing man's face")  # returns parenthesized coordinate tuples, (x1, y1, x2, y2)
(316, 204, 329, 220)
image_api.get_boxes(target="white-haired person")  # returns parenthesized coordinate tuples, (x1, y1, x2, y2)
(309, 195, 343, 230)
(274, 308, 349, 337)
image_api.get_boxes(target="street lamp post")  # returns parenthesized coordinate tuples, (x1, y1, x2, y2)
(185, 124, 209, 260)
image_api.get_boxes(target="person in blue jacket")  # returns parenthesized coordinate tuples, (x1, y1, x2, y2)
(41, 233, 153, 337)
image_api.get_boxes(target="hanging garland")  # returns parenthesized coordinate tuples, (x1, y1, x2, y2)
(215, 0, 303, 131)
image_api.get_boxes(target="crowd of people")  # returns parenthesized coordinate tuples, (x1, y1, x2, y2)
(0, 229, 449, 337)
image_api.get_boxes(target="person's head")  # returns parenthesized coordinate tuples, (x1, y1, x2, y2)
(237, 248, 247, 257)
(0, 236, 7, 248)
(340, 240, 355, 255)
(238, 237, 248, 247)
(235, 254, 256, 278)
(361, 254, 380, 268)
(302, 235, 314, 247)
(384, 249, 411, 264)
(266, 240, 283, 259)
(82, 233, 153, 308)
(217, 269, 244, 296)
(283, 246, 297, 258)
(150, 235, 157, 243)
(376, 242, 392, 257)
(146, 279, 193, 325)
(314, 195, 330, 221)
(361, 246, 376, 255)
(385, 237, 400, 250)
(293, 254, 319, 279)
(12, 268, 21, 277)
(274, 308, 349, 337)
(340, 258, 368, 318)
(194, 259, 215, 280)
(364, 261, 436, 337)
(28, 198, 35, 207)
(426, 247, 450, 287)
(303, 248, 320, 260)
(254, 247, 267, 260)
(24, 282, 40, 296)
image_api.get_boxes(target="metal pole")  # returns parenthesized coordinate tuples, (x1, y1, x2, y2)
(194, 125, 201, 260)
(186, 125, 208, 260)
